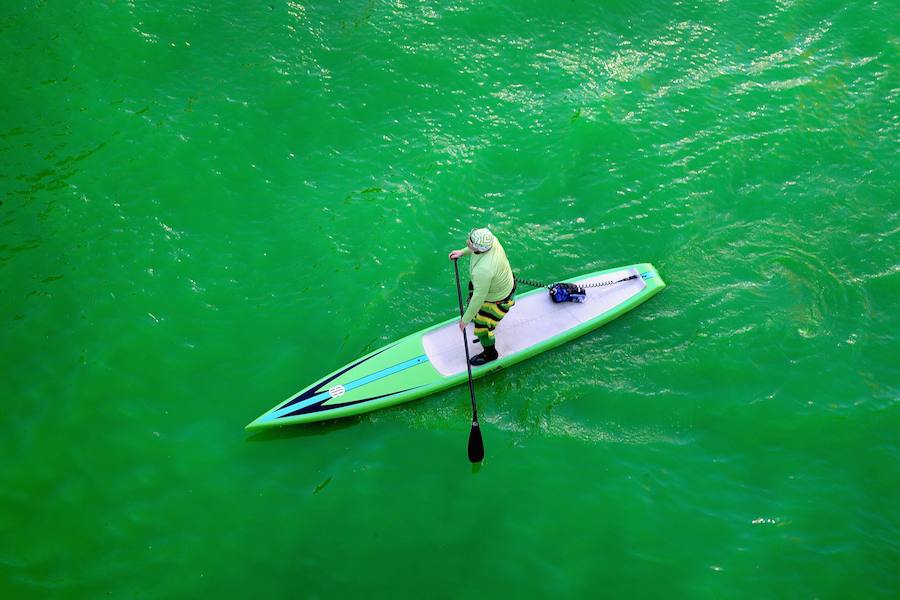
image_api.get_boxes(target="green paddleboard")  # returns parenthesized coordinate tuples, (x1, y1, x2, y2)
(246, 263, 665, 430)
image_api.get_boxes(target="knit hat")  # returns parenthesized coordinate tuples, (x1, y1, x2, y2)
(468, 228, 494, 252)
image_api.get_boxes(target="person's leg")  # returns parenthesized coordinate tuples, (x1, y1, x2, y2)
(470, 298, 515, 365)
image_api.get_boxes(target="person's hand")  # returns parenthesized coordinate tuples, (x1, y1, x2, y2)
(448, 249, 464, 260)
(458, 320, 466, 332)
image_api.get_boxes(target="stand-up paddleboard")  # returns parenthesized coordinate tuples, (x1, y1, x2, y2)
(246, 263, 665, 430)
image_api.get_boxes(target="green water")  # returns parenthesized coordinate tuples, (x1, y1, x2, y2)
(2, 0, 898, 597)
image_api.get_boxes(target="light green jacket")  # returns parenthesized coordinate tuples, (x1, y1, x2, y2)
(459, 238, 515, 324)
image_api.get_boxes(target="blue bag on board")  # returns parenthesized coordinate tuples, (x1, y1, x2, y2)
(549, 283, 587, 303)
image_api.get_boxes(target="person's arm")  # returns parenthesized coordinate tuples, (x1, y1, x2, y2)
(448, 246, 472, 260)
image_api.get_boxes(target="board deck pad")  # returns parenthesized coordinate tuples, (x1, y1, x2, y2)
(423, 268, 645, 376)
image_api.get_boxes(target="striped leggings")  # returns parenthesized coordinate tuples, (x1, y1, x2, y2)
(469, 283, 516, 347)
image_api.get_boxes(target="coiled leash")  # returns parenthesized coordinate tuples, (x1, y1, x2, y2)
(514, 273, 639, 304)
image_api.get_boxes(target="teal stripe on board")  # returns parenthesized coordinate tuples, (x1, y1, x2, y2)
(1, 0, 897, 598)
(261, 354, 428, 422)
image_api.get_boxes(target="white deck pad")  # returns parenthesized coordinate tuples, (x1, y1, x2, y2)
(422, 268, 646, 376)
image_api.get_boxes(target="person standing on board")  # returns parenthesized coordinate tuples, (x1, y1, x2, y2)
(448, 228, 516, 365)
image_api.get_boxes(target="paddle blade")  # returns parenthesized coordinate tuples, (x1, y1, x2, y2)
(468, 421, 484, 463)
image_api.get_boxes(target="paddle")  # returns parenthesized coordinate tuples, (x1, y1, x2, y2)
(453, 259, 485, 463)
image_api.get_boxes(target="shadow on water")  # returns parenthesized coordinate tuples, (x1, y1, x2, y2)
(243, 416, 362, 443)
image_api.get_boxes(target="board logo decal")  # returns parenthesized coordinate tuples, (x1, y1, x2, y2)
(328, 385, 346, 399)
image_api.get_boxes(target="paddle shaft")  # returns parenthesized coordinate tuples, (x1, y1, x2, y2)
(453, 259, 479, 423)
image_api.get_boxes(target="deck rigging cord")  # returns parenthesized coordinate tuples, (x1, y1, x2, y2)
(514, 273, 639, 290)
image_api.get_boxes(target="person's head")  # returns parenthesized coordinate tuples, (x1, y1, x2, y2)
(467, 228, 494, 253)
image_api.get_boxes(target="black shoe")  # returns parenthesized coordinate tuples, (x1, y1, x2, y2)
(470, 346, 499, 366)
